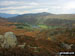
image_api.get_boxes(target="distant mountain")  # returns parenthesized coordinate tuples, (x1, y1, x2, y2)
(0, 13, 19, 18)
(8, 12, 75, 25)
(8, 12, 53, 24)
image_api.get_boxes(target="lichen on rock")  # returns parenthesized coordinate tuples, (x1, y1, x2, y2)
(1, 32, 18, 48)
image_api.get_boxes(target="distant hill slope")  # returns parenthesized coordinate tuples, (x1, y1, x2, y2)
(0, 17, 8, 22)
(0, 17, 9, 26)
(8, 12, 75, 25)
(0, 13, 19, 18)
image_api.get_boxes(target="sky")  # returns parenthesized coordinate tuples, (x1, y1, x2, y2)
(0, 0, 75, 14)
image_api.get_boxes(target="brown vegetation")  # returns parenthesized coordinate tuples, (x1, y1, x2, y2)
(0, 22, 75, 56)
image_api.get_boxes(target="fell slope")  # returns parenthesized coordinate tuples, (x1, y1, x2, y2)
(8, 12, 75, 25)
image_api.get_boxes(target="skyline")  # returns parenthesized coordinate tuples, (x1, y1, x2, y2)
(0, 0, 75, 14)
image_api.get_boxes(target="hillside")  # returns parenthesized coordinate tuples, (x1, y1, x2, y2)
(0, 26, 75, 56)
(0, 13, 75, 56)
(0, 17, 8, 22)
(0, 17, 11, 26)
(8, 12, 75, 25)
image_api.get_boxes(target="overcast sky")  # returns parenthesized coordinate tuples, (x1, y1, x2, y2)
(0, 0, 75, 14)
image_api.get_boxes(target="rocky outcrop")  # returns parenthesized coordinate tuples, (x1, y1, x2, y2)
(61, 42, 73, 49)
(0, 32, 17, 48)
(0, 35, 4, 47)
(18, 43, 26, 48)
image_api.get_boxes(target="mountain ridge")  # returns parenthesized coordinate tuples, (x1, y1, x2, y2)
(5, 12, 75, 25)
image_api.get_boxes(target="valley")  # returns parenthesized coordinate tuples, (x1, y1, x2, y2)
(0, 13, 75, 56)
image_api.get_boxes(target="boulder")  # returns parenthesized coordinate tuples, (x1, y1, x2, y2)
(2, 32, 17, 48)
(0, 35, 4, 43)
(61, 42, 73, 49)
(0, 35, 4, 47)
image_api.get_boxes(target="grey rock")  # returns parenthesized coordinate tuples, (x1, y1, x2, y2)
(61, 42, 73, 49)
(18, 43, 26, 48)
(0, 35, 4, 43)
(3, 32, 17, 48)
(0, 35, 4, 47)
